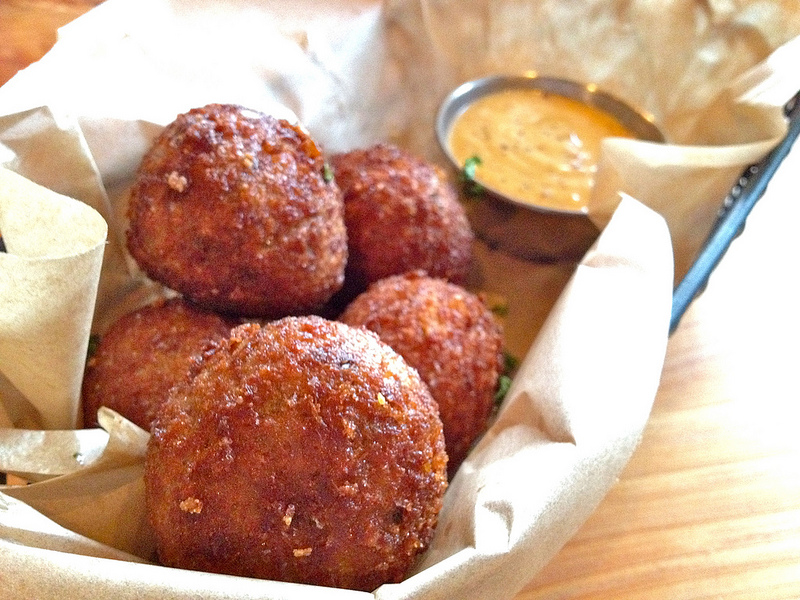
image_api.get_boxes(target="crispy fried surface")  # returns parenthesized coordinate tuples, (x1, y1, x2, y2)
(330, 143, 473, 298)
(340, 272, 503, 475)
(81, 297, 235, 430)
(145, 316, 447, 591)
(127, 104, 347, 318)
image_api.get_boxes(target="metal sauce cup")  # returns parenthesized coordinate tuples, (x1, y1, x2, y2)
(436, 74, 664, 263)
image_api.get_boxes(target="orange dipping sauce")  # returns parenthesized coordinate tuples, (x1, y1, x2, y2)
(448, 88, 635, 213)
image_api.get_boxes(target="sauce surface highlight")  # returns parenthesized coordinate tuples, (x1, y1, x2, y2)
(448, 88, 635, 212)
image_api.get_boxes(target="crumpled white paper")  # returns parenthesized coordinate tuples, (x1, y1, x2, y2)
(0, 167, 106, 430)
(1, 0, 798, 598)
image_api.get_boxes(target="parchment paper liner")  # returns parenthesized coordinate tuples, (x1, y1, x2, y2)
(1, 195, 673, 598)
(1, 0, 800, 598)
(0, 167, 106, 430)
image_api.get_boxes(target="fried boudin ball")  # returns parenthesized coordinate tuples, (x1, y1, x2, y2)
(330, 143, 473, 296)
(145, 316, 448, 591)
(127, 103, 347, 318)
(81, 297, 235, 430)
(340, 272, 503, 476)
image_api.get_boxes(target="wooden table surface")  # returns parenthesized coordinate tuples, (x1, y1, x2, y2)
(2, 2, 799, 598)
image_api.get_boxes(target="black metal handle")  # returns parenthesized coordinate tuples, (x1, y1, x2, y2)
(670, 91, 800, 334)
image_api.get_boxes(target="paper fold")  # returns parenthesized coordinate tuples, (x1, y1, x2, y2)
(375, 197, 672, 600)
(0, 167, 107, 430)
(0, 196, 673, 599)
(1, 1, 798, 598)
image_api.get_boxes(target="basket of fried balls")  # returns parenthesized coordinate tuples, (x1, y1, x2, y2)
(81, 104, 508, 592)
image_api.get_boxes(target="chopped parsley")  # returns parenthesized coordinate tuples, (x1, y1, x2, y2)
(490, 301, 509, 318)
(494, 351, 520, 406)
(502, 350, 519, 374)
(460, 155, 484, 197)
(494, 374, 513, 404)
(86, 333, 101, 360)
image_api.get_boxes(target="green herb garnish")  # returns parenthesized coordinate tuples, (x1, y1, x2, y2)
(86, 333, 101, 360)
(463, 154, 481, 179)
(490, 301, 509, 318)
(502, 350, 519, 375)
(460, 155, 484, 197)
(494, 374, 513, 404)
(322, 163, 335, 183)
(493, 351, 520, 406)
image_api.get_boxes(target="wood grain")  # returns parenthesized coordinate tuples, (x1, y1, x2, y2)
(2, 2, 799, 598)
(0, 0, 104, 86)
(518, 113, 800, 598)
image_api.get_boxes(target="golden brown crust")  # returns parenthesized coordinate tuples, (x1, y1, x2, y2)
(340, 272, 503, 475)
(81, 297, 235, 430)
(330, 143, 473, 297)
(127, 104, 347, 318)
(145, 316, 447, 591)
